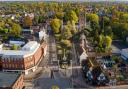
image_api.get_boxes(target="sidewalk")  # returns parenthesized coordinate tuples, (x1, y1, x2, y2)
(24, 67, 43, 81)
(97, 85, 128, 89)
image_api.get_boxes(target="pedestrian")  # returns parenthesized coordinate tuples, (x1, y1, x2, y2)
(51, 70, 54, 79)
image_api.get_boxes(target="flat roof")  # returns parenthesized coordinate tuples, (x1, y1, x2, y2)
(0, 72, 21, 87)
(22, 41, 38, 51)
(0, 41, 40, 58)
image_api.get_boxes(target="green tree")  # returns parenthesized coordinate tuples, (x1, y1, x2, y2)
(60, 39, 71, 49)
(104, 36, 112, 49)
(121, 13, 128, 22)
(104, 26, 113, 37)
(64, 10, 78, 23)
(50, 18, 61, 34)
(0, 21, 5, 28)
(62, 25, 72, 40)
(102, 16, 110, 27)
(10, 23, 21, 37)
(12, 44, 19, 50)
(86, 14, 99, 24)
(55, 12, 64, 19)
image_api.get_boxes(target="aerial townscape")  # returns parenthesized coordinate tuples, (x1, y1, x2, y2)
(1, 0, 128, 89)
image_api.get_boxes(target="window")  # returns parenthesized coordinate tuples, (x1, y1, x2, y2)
(15, 64, 17, 68)
(3, 64, 5, 67)
(9, 64, 11, 68)
(21, 65, 24, 68)
(6, 64, 8, 68)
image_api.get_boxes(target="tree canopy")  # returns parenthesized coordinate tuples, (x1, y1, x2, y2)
(50, 18, 61, 34)
(10, 23, 21, 37)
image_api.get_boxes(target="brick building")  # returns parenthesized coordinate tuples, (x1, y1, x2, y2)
(0, 41, 47, 74)
(0, 72, 24, 89)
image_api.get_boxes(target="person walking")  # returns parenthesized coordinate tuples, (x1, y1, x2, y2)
(51, 70, 54, 79)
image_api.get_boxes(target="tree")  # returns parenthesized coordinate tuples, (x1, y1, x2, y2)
(0, 21, 5, 28)
(104, 26, 113, 37)
(24, 16, 33, 27)
(34, 16, 39, 25)
(62, 25, 72, 40)
(111, 21, 128, 40)
(64, 10, 78, 23)
(120, 13, 128, 22)
(121, 23, 128, 40)
(60, 39, 71, 49)
(111, 21, 122, 39)
(104, 36, 112, 49)
(12, 44, 19, 50)
(50, 18, 61, 34)
(86, 14, 99, 24)
(55, 12, 64, 19)
(2, 28, 8, 33)
(10, 23, 21, 37)
(102, 16, 110, 29)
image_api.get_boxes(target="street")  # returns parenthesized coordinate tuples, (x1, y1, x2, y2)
(33, 35, 73, 89)
(24, 34, 92, 89)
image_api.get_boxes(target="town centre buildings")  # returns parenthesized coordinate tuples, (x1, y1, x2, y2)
(0, 41, 47, 75)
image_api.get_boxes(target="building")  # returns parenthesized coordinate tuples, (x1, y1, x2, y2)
(121, 48, 128, 60)
(77, 45, 88, 64)
(0, 72, 24, 89)
(0, 41, 47, 74)
(34, 28, 47, 41)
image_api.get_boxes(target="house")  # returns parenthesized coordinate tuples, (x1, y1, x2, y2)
(34, 27, 47, 41)
(82, 58, 109, 85)
(77, 45, 88, 64)
(0, 72, 24, 89)
(98, 58, 115, 69)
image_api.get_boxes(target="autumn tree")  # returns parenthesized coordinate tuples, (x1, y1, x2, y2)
(24, 16, 33, 27)
(50, 18, 61, 34)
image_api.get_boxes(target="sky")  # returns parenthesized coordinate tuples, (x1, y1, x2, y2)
(1, 0, 128, 2)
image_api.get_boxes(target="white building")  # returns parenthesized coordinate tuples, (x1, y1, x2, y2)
(38, 28, 47, 41)
(78, 46, 88, 64)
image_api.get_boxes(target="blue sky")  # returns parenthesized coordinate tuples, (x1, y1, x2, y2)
(1, 0, 128, 1)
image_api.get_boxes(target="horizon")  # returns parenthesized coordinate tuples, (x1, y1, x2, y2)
(1, 0, 128, 2)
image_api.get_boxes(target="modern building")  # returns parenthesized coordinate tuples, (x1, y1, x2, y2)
(0, 72, 24, 89)
(0, 41, 47, 74)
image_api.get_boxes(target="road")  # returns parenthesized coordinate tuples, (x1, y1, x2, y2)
(33, 35, 73, 89)
(24, 34, 93, 89)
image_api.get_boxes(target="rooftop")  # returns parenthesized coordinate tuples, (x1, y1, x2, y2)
(22, 41, 38, 51)
(0, 72, 21, 87)
(0, 41, 40, 58)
